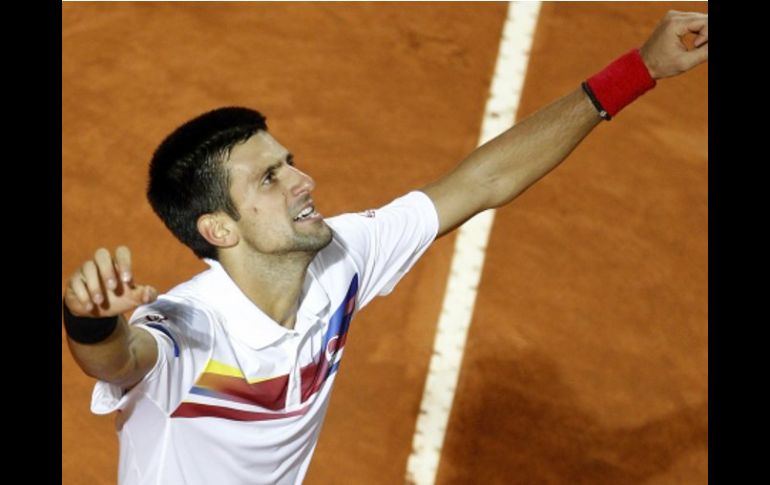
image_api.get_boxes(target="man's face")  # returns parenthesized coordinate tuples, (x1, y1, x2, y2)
(224, 131, 332, 256)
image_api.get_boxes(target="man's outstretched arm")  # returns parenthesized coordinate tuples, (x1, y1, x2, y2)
(422, 10, 708, 238)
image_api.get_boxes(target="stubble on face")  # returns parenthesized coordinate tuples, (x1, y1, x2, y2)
(283, 214, 333, 255)
(238, 207, 333, 257)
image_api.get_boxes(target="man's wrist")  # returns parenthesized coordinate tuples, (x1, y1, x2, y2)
(62, 300, 120, 344)
(583, 48, 657, 121)
(638, 45, 659, 80)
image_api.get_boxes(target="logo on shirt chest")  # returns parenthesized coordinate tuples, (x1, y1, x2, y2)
(301, 274, 358, 401)
(324, 336, 340, 361)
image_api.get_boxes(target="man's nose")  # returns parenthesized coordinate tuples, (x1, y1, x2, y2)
(289, 166, 316, 196)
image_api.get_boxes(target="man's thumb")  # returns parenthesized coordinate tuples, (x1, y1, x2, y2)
(685, 42, 708, 67)
(141, 286, 158, 304)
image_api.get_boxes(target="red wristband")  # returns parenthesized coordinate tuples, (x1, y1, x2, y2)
(585, 48, 656, 120)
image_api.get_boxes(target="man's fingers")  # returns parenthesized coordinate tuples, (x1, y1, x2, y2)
(685, 42, 708, 66)
(680, 14, 708, 69)
(672, 13, 707, 37)
(685, 21, 707, 43)
(94, 248, 118, 291)
(81, 260, 104, 305)
(66, 275, 93, 313)
(692, 23, 708, 48)
(115, 246, 133, 284)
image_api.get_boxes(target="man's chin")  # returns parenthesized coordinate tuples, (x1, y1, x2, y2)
(314, 223, 334, 250)
(294, 222, 333, 253)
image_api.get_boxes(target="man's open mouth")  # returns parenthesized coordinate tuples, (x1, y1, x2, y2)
(293, 205, 318, 222)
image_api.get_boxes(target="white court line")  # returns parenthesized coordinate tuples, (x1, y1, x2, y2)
(405, 3, 541, 484)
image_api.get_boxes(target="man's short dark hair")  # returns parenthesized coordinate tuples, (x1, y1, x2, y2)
(147, 107, 268, 260)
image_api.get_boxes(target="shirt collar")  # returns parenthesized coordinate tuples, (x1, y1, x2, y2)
(200, 258, 330, 349)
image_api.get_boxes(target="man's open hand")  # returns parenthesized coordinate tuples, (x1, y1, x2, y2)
(64, 246, 157, 317)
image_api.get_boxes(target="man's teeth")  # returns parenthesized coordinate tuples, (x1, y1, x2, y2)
(294, 206, 315, 221)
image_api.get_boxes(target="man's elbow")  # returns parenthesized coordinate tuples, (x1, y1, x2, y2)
(75, 355, 133, 384)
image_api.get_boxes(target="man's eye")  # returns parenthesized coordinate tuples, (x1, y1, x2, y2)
(262, 172, 274, 185)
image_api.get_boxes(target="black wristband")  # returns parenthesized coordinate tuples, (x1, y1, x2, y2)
(581, 81, 612, 121)
(62, 300, 119, 344)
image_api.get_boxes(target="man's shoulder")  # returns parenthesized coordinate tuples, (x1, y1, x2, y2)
(129, 271, 220, 332)
(323, 191, 435, 231)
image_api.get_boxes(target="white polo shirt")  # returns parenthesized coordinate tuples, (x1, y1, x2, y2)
(91, 191, 439, 485)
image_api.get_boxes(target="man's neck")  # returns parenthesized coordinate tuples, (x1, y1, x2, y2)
(219, 251, 315, 330)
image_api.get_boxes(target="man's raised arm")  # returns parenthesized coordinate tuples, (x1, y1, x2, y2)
(63, 246, 159, 389)
(422, 10, 708, 238)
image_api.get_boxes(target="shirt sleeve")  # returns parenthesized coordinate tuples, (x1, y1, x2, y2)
(90, 297, 213, 416)
(324, 190, 439, 310)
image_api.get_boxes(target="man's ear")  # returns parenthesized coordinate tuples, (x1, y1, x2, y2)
(197, 213, 239, 249)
